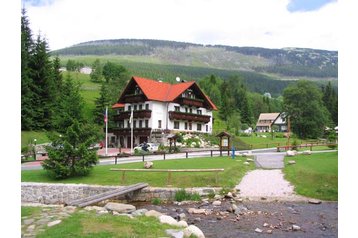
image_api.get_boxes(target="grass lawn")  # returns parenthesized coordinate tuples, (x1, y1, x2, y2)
(22, 156, 255, 188)
(283, 151, 338, 201)
(22, 207, 175, 238)
(21, 131, 50, 148)
(21, 206, 42, 217)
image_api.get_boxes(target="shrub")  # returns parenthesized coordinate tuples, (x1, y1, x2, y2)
(151, 198, 161, 205)
(175, 189, 201, 202)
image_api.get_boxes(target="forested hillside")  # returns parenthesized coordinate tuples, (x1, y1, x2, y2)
(53, 39, 338, 79)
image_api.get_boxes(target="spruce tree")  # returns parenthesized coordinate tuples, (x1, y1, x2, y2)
(94, 82, 111, 125)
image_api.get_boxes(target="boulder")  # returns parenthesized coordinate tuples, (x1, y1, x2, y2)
(177, 220, 189, 227)
(144, 161, 153, 169)
(246, 158, 254, 162)
(166, 229, 184, 238)
(292, 225, 301, 231)
(179, 213, 186, 221)
(255, 228, 263, 233)
(308, 199, 322, 205)
(286, 150, 297, 156)
(225, 192, 233, 198)
(84, 206, 106, 212)
(212, 201, 221, 206)
(188, 208, 206, 214)
(131, 208, 148, 217)
(244, 162, 250, 165)
(303, 150, 312, 155)
(159, 215, 179, 226)
(104, 202, 136, 213)
(47, 220, 61, 227)
(288, 160, 296, 165)
(183, 225, 205, 238)
(214, 194, 222, 200)
(145, 210, 163, 218)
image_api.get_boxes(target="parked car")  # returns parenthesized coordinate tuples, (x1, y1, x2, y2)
(134, 143, 159, 153)
(89, 142, 104, 150)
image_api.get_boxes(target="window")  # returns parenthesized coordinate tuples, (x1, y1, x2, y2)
(145, 120, 149, 128)
(128, 105, 131, 111)
(139, 104, 143, 110)
(188, 122, 192, 130)
(197, 110, 202, 115)
(127, 120, 131, 128)
(174, 121, 180, 129)
(134, 105, 137, 111)
(197, 124, 202, 131)
(139, 120, 143, 128)
(206, 125, 208, 132)
(158, 120, 162, 128)
(184, 122, 188, 130)
(134, 120, 137, 128)
(174, 106, 180, 112)
(145, 104, 149, 110)
(185, 107, 188, 113)
(189, 108, 192, 114)
(119, 121, 124, 128)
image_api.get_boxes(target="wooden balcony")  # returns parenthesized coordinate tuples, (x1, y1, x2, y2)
(123, 94, 146, 103)
(177, 97, 204, 107)
(113, 110, 152, 121)
(109, 128, 152, 136)
(169, 111, 211, 123)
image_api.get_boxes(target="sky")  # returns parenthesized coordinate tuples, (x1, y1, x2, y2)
(22, 0, 338, 51)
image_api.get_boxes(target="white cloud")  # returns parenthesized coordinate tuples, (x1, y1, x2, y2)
(24, 0, 338, 51)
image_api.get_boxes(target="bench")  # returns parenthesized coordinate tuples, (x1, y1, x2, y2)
(110, 168, 225, 185)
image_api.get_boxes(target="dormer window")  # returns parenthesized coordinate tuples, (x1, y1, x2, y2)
(134, 85, 142, 95)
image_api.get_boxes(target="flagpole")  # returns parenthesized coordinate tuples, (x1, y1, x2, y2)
(105, 106, 108, 156)
(131, 106, 134, 154)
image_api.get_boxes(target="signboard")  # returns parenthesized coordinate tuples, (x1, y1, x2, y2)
(222, 138, 228, 147)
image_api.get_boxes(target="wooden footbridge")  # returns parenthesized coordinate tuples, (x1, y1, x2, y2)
(66, 183, 148, 207)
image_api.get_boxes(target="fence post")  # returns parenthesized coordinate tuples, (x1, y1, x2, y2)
(142, 154, 145, 162)
(164, 152, 166, 160)
(186, 152, 188, 158)
(220, 149, 222, 157)
(211, 150, 213, 157)
(115, 156, 118, 165)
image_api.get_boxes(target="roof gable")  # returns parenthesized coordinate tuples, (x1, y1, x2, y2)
(116, 76, 217, 110)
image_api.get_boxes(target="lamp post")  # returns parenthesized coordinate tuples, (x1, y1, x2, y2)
(33, 138, 37, 160)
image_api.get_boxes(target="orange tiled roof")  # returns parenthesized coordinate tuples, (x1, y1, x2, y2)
(112, 103, 125, 109)
(117, 76, 217, 110)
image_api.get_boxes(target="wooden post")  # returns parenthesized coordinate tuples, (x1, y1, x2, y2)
(211, 150, 213, 157)
(167, 171, 172, 185)
(163, 152, 166, 160)
(142, 154, 145, 162)
(186, 152, 188, 158)
(115, 156, 118, 165)
(121, 171, 126, 183)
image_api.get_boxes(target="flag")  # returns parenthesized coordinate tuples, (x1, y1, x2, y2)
(104, 107, 108, 123)
(129, 108, 133, 124)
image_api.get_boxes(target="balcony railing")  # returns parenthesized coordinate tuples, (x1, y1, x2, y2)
(123, 94, 146, 103)
(113, 110, 152, 121)
(169, 111, 211, 123)
(109, 127, 152, 136)
(177, 97, 204, 107)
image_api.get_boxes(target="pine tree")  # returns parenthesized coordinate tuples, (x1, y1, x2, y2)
(90, 59, 103, 82)
(322, 82, 338, 126)
(42, 120, 100, 179)
(94, 82, 111, 125)
(53, 74, 85, 133)
(21, 8, 36, 130)
(219, 81, 235, 121)
(236, 84, 253, 125)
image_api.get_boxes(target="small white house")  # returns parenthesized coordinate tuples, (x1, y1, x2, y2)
(256, 112, 287, 132)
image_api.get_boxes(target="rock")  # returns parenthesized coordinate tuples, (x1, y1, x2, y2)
(246, 158, 254, 162)
(188, 208, 206, 214)
(234, 205, 248, 215)
(23, 219, 34, 225)
(244, 162, 250, 165)
(47, 220, 62, 227)
(263, 223, 269, 227)
(144, 161, 153, 169)
(113, 212, 133, 218)
(179, 213, 186, 221)
(303, 150, 312, 155)
(267, 229, 273, 234)
(84, 206, 106, 212)
(308, 199, 322, 204)
(225, 192, 233, 198)
(183, 225, 205, 238)
(288, 160, 296, 165)
(212, 201, 221, 206)
(145, 210, 163, 218)
(286, 150, 297, 156)
(214, 194, 222, 200)
(177, 220, 189, 227)
(105, 202, 136, 213)
(97, 210, 109, 215)
(255, 228, 263, 233)
(166, 229, 184, 238)
(131, 208, 148, 217)
(292, 225, 301, 231)
(159, 215, 179, 226)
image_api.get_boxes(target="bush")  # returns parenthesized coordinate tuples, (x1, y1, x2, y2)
(174, 189, 201, 202)
(151, 198, 161, 205)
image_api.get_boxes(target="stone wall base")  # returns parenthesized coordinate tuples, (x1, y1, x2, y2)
(21, 182, 221, 205)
